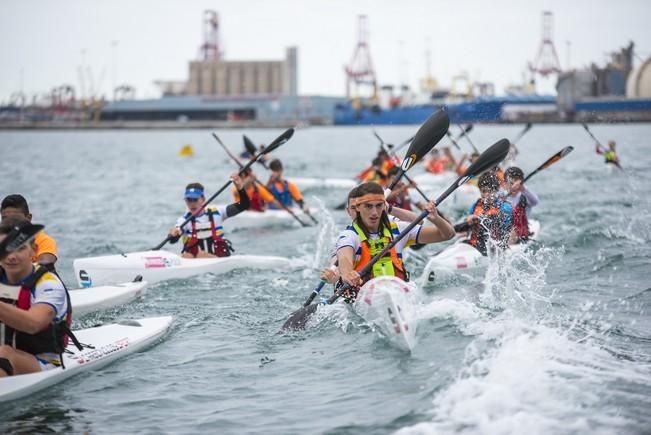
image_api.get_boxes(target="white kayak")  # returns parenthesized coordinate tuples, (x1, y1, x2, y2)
(411, 171, 457, 187)
(353, 277, 422, 352)
(420, 220, 541, 284)
(73, 250, 291, 287)
(70, 279, 148, 317)
(225, 207, 319, 230)
(290, 177, 356, 190)
(418, 183, 480, 211)
(0, 316, 173, 402)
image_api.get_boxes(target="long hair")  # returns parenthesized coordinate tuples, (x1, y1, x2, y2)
(348, 182, 391, 238)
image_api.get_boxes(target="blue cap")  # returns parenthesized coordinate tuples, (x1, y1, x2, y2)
(184, 188, 204, 199)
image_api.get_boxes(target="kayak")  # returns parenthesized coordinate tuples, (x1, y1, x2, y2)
(420, 220, 541, 284)
(70, 279, 148, 317)
(225, 207, 319, 230)
(419, 183, 480, 211)
(73, 250, 292, 287)
(353, 276, 422, 352)
(290, 177, 356, 190)
(411, 171, 457, 187)
(0, 316, 173, 402)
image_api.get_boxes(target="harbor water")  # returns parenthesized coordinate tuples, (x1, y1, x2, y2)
(0, 123, 650, 434)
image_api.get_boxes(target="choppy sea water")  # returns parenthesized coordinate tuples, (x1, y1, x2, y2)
(0, 123, 649, 434)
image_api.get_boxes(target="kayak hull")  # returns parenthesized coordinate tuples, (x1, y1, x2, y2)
(353, 277, 420, 352)
(73, 250, 291, 287)
(0, 316, 173, 402)
(70, 280, 149, 316)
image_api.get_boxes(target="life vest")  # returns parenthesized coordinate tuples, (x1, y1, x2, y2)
(512, 195, 530, 240)
(388, 190, 412, 211)
(182, 209, 233, 258)
(267, 180, 292, 209)
(468, 199, 505, 255)
(0, 265, 82, 362)
(352, 221, 407, 283)
(494, 167, 505, 187)
(604, 150, 617, 164)
(426, 157, 448, 174)
(248, 186, 265, 212)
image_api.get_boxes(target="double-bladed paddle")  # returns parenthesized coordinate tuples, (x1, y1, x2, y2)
(212, 133, 309, 228)
(152, 128, 295, 250)
(523, 146, 574, 183)
(581, 123, 622, 170)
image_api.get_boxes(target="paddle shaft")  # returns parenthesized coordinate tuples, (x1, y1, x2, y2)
(457, 124, 479, 154)
(523, 146, 574, 183)
(213, 133, 309, 227)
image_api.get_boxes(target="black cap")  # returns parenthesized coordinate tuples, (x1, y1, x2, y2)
(0, 222, 43, 258)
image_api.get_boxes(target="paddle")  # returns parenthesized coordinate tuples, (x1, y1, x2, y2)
(212, 133, 309, 228)
(151, 128, 295, 250)
(507, 122, 533, 159)
(387, 134, 416, 154)
(282, 110, 460, 330)
(243, 135, 269, 169)
(523, 146, 574, 183)
(457, 124, 479, 154)
(581, 123, 622, 170)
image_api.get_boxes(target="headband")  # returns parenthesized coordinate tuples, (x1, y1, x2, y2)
(350, 193, 385, 207)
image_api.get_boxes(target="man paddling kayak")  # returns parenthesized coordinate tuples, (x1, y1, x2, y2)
(335, 182, 455, 301)
(503, 166, 539, 244)
(168, 174, 250, 258)
(0, 218, 79, 377)
(266, 159, 310, 213)
(231, 168, 275, 212)
(596, 140, 622, 168)
(460, 172, 513, 255)
(1, 194, 58, 267)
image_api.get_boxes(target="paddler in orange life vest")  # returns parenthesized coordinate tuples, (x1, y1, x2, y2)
(1, 194, 58, 267)
(265, 159, 310, 213)
(0, 217, 81, 378)
(425, 148, 451, 174)
(232, 168, 276, 212)
(461, 171, 513, 256)
(168, 174, 250, 258)
(335, 182, 455, 301)
(503, 166, 539, 244)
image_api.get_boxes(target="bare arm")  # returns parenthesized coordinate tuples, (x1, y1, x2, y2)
(0, 303, 55, 335)
(337, 246, 362, 287)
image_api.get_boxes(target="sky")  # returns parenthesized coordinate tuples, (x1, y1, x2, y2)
(1, 0, 649, 103)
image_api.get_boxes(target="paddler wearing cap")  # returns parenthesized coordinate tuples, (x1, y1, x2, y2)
(0, 216, 80, 377)
(503, 166, 539, 244)
(167, 173, 250, 258)
(1, 194, 57, 267)
(334, 182, 455, 301)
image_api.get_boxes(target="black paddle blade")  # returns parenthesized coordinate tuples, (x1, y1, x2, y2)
(463, 138, 510, 179)
(264, 128, 295, 154)
(400, 109, 450, 173)
(464, 124, 474, 134)
(243, 135, 257, 155)
(559, 145, 574, 159)
(281, 303, 318, 331)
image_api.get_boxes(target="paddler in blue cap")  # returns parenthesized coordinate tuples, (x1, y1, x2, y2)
(167, 173, 250, 258)
(0, 216, 80, 377)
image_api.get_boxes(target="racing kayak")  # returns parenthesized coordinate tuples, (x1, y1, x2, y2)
(419, 183, 480, 211)
(353, 276, 422, 352)
(420, 220, 541, 284)
(225, 207, 319, 230)
(411, 170, 457, 187)
(290, 177, 356, 190)
(73, 250, 292, 287)
(0, 316, 173, 402)
(70, 279, 148, 317)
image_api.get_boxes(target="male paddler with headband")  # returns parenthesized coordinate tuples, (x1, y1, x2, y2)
(0, 216, 80, 378)
(332, 182, 455, 302)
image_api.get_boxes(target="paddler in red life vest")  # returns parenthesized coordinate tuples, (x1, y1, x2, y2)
(1, 194, 58, 267)
(265, 159, 310, 213)
(425, 148, 451, 174)
(461, 171, 513, 256)
(503, 166, 539, 244)
(335, 182, 455, 301)
(231, 168, 276, 212)
(0, 217, 80, 378)
(168, 174, 250, 259)
(384, 166, 413, 211)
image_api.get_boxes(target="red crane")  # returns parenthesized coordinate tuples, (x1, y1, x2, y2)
(529, 11, 561, 77)
(344, 15, 377, 99)
(198, 10, 222, 60)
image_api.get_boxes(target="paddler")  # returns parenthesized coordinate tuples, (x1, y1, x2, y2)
(596, 140, 621, 168)
(231, 168, 275, 212)
(425, 148, 450, 174)
(1, 194, 58, 267)
(168, 174, 250, 258)
(385, 167, 413, 211)
(0, 217, 79, 377)
(335, 182, 455, 301)
(503, 167, 539, 244)
(459, 172, 513, 255)
(265, 159, 310, 213)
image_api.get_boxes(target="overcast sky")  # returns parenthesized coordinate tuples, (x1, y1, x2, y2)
(1, 0, 649, 103)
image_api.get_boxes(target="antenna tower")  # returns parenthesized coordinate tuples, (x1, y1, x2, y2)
(198, 10, 222, 60)
(529, 11, 561, 77)
(344, 15, 377, 99)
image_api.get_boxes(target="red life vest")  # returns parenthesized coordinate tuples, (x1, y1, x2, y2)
(0, 265, 81, 357)
(512, 195, 530, 240)
(183, 209, 233, 258)
(248, 186, 265, 212)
